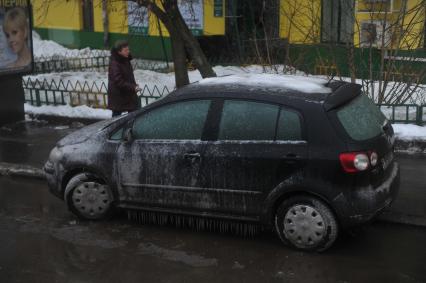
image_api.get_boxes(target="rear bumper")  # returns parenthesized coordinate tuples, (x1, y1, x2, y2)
(337, 162, 400, 227)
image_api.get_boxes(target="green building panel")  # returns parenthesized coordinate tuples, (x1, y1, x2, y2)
(287, 44, 426, 83)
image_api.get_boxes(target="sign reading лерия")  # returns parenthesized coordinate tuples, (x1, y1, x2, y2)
(0, 0, 33, 76)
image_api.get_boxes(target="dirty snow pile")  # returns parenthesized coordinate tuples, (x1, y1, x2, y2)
(25, 104, 112, 120)
(32, 31, 108, 59)
(392, 124, 426, 141)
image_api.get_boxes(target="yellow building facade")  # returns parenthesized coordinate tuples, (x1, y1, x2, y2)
(279, 0, 425, 50)
(31, 0, 226, 59)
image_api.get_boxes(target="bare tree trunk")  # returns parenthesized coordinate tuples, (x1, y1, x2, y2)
(137, 0, 216, 87)
(377, 5, 390, 104)
(163, 1, 216, 78)
(170, 31, 190, 88)
(102, 0, 109, 47)
(347, 42, 356, 83)
(145, 1, 191, 87)
(368, 40, 375, 102)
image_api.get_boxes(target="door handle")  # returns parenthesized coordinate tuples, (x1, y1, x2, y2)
(184, 152, 201, 159)
(284, 153, 302, 161)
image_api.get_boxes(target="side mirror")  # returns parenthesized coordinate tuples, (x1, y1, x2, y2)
(123, 128, 133, 142)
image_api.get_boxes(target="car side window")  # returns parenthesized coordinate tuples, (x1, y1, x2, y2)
(218, 100, 279, 140)
(276, 109, 303, 141)
(110, 127, 124, 140)
(132, 100, 211, 140)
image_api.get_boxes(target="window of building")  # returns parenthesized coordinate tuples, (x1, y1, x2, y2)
(321, 0, 355, 44)
(82, 0, 94, 32)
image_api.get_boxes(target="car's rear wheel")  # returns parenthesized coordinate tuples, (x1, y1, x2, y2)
(65, 173, 113, 220)
(274, 195, 338, 252)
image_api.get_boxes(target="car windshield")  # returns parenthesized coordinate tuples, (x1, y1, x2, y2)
(337, 94, 386, 141)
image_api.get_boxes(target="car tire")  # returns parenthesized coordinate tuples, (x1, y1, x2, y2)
(65, 173, 114, 220)
(274, 195, 338, 252)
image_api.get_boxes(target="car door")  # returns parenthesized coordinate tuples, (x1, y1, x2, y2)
(199, 99, 308, 218)
(116, 99, 211, 210)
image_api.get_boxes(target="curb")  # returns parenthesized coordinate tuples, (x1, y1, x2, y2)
(395, 139, 426, 155)
(0, 162, 45, 180)
(378, 210, 426, 228)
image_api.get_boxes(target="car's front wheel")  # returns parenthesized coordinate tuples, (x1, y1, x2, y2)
(274, 195, 338, 252)
(65, 173, 114, 220)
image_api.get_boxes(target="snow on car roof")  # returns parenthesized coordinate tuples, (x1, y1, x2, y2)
(198, 74, 332, 94)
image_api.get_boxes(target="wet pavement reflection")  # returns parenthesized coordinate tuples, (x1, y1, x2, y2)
(395, 154, 426, 218)
(0, 176, 425, 283)
(0, 120, 78, 168)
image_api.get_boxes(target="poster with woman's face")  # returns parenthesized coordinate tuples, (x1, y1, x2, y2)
(0, 0, 33, 76)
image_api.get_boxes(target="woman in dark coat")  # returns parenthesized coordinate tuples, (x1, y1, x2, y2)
(107, 40, 140, 117)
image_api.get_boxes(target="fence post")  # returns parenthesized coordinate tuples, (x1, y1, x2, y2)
(417, 105, 423, 126)
(35, 89, 41, 107)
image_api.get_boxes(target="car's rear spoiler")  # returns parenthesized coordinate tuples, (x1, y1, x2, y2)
(323, 82, 362, 111)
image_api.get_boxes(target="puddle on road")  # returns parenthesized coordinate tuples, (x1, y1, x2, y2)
(137, 242, 218, 267)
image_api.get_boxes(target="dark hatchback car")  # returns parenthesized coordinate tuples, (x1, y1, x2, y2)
(45, 75, 399, 251)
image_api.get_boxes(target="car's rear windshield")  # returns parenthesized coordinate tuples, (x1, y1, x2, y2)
(336, 94, 386, 141)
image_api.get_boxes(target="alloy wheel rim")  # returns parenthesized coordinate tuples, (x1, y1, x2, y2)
(72, 182, 111, 218)
(283, 205, 326, 247)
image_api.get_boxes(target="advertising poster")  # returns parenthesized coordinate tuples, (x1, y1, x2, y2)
(0, 0, 33, 76)
(178, 0, 203, 36)
(128, 1, 149, 35)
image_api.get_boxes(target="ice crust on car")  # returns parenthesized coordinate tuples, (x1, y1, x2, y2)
(198, 74, 332, 94)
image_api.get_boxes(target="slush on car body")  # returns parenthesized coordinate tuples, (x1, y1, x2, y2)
(45, 74, 399, 252)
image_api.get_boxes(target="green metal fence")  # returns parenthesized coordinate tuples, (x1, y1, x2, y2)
(34, 55, 110, 73)
(23, 78, 170, 109)
(22, 77, 425, 125)
(33, 54, 171, 74)
(378, 104, 426, 125)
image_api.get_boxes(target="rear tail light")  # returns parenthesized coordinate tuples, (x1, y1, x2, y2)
(339, 151, 378, 173)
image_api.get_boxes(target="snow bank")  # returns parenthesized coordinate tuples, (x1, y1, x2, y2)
(25, 65, 308, 93)
(32, 31, 108, 59)
(25, 104, 112, 119)
(199, 74, 331, 93)
(393, 124, 426, 141)
(24, 102, 426, 142)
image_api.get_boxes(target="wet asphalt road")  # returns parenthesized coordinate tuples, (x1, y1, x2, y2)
(0, 177, 425, 283)
(392, 154, 426, 218)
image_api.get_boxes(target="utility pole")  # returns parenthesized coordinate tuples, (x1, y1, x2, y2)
(0, 75, 25, 126)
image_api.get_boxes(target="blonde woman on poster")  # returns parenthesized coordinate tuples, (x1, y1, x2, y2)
(2, 7, 31, 68)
